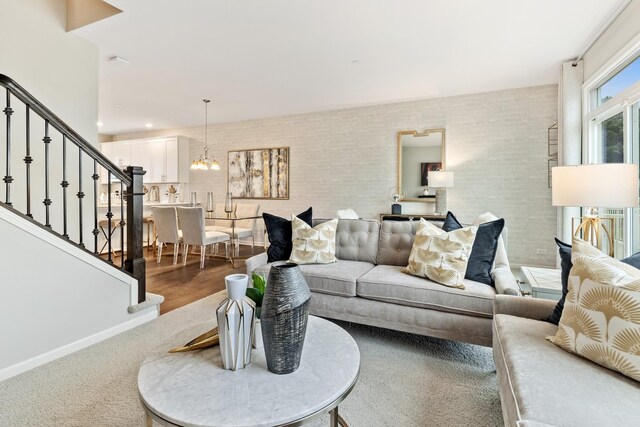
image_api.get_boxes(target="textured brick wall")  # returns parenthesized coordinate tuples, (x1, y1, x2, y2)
(116, 84, 558, 267)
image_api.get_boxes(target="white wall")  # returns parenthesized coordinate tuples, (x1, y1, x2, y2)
(115, 85, 558, 268)
(583, 0, 640, 81)
(0, 0, 99, 245)
(0, 208, 157, 381)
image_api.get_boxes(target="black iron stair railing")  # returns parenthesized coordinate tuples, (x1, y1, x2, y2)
(0, 74, 146, 303)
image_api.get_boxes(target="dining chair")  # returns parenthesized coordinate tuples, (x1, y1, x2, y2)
(152, 206, 182, 264)
(176, 207, 231, 268)
(207, 203, 260, 255)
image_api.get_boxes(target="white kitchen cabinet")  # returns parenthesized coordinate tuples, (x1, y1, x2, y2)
(165, 138, 180, 182)
(100, 136, 190, 184)
(148, 139, 167, 183)
(130, 140, 152, 184)
(111, 141, 131, 168)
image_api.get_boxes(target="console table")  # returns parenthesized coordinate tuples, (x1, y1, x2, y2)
(380, 213, 446, 222)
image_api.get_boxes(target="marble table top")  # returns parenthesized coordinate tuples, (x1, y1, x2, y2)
(138, 316, 360, 427)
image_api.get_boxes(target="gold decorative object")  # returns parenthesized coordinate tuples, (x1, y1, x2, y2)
(571, 215, 615, 257)
(169, 327, 219, 353)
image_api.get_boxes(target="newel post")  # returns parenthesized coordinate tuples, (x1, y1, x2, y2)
(125, 166, 147, 303)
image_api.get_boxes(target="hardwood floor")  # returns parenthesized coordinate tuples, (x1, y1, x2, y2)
(109, 244, 264, 315)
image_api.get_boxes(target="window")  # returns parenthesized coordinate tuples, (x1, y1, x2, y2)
(597, 55, 640, 106)
(585, 47, 640, 258)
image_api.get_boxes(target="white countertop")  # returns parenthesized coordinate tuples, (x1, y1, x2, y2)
(97, 202, 192, 208)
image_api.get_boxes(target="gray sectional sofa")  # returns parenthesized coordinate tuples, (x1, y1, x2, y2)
(493, 295, 640, 426)
(246, 218, 520, 346)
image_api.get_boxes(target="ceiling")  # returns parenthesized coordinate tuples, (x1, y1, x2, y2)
(73, 0, 626, 135)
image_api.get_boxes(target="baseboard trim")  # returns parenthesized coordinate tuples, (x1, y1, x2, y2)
(0, 308, 159, 382)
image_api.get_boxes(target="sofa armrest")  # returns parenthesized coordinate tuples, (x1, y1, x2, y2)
(494, 295, 557, 320)
(245, 252, 268, 275)
(492, 266, 520, 296)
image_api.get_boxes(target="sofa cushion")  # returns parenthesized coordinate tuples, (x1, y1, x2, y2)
(263, 207, 313, 263)
(403, 219, 478, 289)
(493, 314, 640, 426)
(548, 238, 640, 325)
(254, 260, 375, 297)
(289, 217, 338, 264)
(377, 220, 420, 266)
(357, 265, 496, 318)
(547, 238, 640, 382)
(334, 219, 380, 264)
(442, 211, 505, 286)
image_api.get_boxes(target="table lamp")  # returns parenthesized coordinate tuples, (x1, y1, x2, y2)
(552, 163, 639, 256)
(429, 171, 454, 215)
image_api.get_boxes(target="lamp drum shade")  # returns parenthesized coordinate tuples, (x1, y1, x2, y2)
(552, 164, 639, 208)
(429, 171, 454, 188)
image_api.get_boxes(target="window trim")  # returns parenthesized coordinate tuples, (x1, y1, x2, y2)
(582, 31, 640, 257)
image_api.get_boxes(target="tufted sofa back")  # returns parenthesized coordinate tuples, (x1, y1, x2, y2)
(312, 218, 508, 268)
(377, 221, 420, 266)
(313, 218, 380, 264)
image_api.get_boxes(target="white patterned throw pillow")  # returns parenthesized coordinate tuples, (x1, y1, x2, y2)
(403, 218, 478, 289)
(289, 217, 338, 264)
(547, 238, 640, 382)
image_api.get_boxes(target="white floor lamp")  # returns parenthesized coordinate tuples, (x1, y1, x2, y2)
(552, 163, 639, 256)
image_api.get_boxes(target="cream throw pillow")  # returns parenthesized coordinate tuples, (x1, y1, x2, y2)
(289, 217, 338, 264)
(403, 218, 478, 289)
(547, 238, 640, 382)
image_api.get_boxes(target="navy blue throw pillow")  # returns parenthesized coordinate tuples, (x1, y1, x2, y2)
(263, 207, 312, 263)
(547, 238, 572, 325)
(441, 211, 505, 286)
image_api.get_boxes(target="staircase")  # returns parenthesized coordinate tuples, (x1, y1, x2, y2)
(0, 74, 156, 381)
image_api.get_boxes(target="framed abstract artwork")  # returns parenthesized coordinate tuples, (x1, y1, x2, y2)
(228, 147, 289, 199)
(420, 162, 442, 186)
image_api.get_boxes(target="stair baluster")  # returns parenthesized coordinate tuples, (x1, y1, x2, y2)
(43, 120, 51, 228)
(3, 90, 13, 206)
(92, 159, 99, 254)
(61, 135, 69, 238)
(77, 147, 84, 247)
(24, 105, 32, 218)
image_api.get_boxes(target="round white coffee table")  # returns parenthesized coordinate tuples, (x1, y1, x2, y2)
(138, 316, 360, 427)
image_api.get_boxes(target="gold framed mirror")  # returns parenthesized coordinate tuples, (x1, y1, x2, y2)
(397, 129, 446, 202)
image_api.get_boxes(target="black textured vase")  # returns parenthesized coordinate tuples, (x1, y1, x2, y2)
(261, 262, 311, 374)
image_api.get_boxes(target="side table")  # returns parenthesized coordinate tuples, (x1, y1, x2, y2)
(520, 266, 562, 301)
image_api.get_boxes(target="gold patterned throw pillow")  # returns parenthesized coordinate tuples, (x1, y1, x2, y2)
(289, 217, 338, 264)
(403, 218, 478, 289)
(547, 238, 640, 382)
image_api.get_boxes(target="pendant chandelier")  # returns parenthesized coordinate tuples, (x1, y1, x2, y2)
(191, 99, 220, 170)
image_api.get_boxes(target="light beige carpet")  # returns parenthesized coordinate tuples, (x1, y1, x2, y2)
(0, 292, 502, 426)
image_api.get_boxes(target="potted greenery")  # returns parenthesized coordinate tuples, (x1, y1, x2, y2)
(246, 272, 266, 348)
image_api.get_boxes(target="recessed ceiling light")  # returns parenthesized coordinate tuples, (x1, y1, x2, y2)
(114, 104, 122, 108)
(352, 59, 360, 64)
(96, 121, 104, 127)
(145, 123, 153, 128)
